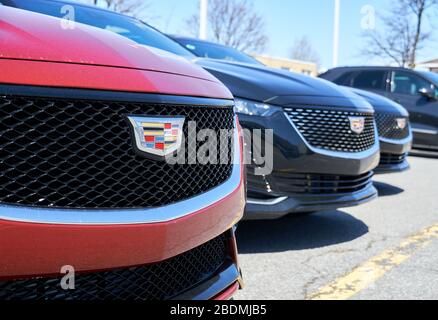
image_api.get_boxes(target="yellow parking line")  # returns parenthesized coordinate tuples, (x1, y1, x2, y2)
(308, 223, 438, 300)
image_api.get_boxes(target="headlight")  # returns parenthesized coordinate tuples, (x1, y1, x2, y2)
(234, 98, 281, 117)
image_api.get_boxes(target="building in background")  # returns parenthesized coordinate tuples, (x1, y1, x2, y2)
(253, 54, 318, 77)
(418, 58, 438, 73)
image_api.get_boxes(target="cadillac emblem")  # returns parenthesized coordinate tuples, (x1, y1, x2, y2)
(348, 116, 366, 134)
(396, 118, 407, 130)
(127, 116, 185, 158)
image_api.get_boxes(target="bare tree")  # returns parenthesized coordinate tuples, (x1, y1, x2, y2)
(290, 36, 320, 64)
(362, 0, 437, 67)
(405, 0, 438, 66)
(185, 0, 268, 53)
(80, 0, 151, 18)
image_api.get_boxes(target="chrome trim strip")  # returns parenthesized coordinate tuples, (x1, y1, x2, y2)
(247, 197, 288, 206)
(284, 112, 380, 159)
(412, 128, 438, 135)
(0, 118, 242, 226)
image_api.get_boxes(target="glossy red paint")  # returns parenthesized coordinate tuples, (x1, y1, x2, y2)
(0, 60, 231, 99)
(0, 6, 232, 99)
(0, 6, 212, 80)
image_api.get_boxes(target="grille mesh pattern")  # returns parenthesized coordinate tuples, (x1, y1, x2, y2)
(0, 233, 229, 300)
(379, 153, 407, 165)
(285, 108, 376, 153)
(375, 113, 410, 140)
(271, 171, 374, 195)
(0, 95, 234, 209)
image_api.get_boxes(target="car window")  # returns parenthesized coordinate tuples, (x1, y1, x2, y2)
(350, 70, 386, 90)
(391, 71, 433, 96)
(176, 39, 263, 65)
(333, 71, 355, 85)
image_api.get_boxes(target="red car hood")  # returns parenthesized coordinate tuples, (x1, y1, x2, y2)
(0, 6, 219, 83)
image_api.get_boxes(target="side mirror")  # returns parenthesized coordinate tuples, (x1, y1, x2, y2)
(418, 87, 437, 100)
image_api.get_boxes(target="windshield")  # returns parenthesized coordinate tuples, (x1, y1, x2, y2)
(174, 38, 263, 65)
(420, 71, 438, 85)
(8, 0, 196, 59)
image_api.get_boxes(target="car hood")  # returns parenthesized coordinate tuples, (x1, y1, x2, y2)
(195, 59, 373, 110)
(0, 6, 219, 83)
(347, 87, 409, 117)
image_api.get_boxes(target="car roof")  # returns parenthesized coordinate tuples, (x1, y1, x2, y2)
(330, 66, 417, 72)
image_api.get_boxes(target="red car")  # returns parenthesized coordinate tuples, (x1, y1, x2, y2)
(0, 7, 245, 300)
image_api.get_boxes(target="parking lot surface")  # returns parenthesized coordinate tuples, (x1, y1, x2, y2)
(235, 155, 438, 300)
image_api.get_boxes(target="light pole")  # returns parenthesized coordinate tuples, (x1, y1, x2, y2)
(333, 0, 340, 67)
(199, 0, 208, 40)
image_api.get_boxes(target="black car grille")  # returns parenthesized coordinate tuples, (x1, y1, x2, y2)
(379, 153, 407, 165)
(0, 233, 230, 300)
(271, 171, 374, 195)
(285, 108, 376, 153)
(375, 113, 410, 140)
(0, 94, 234, 209)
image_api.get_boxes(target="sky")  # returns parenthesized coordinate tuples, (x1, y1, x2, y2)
(139, 0, 437, 70)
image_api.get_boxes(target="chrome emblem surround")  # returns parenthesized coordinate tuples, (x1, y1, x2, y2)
(127, 116, 185, 158)
(396, 118, 407, 130)
(348, 116, 366, 135)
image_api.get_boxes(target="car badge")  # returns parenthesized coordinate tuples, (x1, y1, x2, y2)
(127, 116, 185, 158)
(396, 118, 407, 130)
(348, 116, 366, 134)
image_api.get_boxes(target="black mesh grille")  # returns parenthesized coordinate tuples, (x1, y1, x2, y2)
(0, 233, 230, 300)
(375, 113, 410, 140)
(0, 95, 234, 209)
(379, 153, 407, 165)
(271, 171, 374, 195)
(285, 107, 376, 152)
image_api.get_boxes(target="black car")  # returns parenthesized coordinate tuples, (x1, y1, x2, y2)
(10, 0, 381, 220)
(347, 87, 412, 173)
(170, 39, 381, 219)
(320, 66, 438, 153)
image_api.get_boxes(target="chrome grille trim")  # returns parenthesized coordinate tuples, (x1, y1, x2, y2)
(284, 107, 379, 159)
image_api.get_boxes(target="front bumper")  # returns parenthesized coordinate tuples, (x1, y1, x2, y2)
(375, 136, 412, 174)
(245, 182, 377, 220)
(0, 230, 243, 300)
(0, 120, 245, 300)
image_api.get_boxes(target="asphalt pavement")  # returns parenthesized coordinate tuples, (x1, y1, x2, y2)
(235, 155, 438, 300)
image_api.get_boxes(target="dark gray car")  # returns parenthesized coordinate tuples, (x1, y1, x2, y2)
(320, 66, 438, 152)
(347, 87, 412, 173)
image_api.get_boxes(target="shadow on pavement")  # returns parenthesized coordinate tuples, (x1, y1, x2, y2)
(374, 181, 404, 197)
(236, 210, 368, 254)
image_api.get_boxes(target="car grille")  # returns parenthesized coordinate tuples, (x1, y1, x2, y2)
(270, 171, 374, 195)
(285, 107, 376, 153)
(379, 153, 407, 165)
(0, 94, 234, 209)
(0, 233, 230, 300)
(375, 113, 410, 140)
